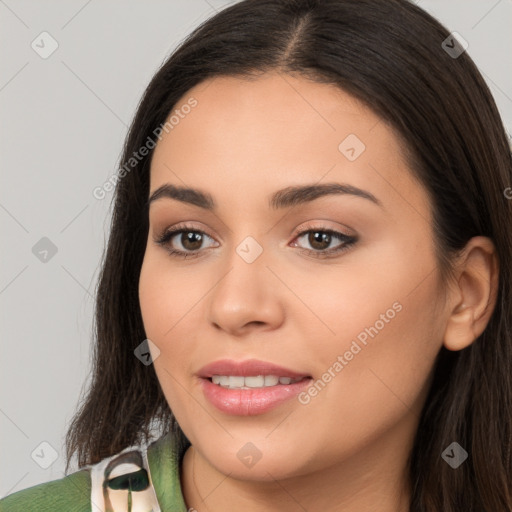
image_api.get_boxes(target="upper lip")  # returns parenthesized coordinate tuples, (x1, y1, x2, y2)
(197, 359, 311, 379)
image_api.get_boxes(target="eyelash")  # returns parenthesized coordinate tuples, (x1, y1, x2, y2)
(154, 222, 357, 260)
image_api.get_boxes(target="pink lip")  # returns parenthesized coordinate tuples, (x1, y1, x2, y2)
(197, 358, 311, 379)
(196, 358, 312, 416)
(199, 377, 313, 416)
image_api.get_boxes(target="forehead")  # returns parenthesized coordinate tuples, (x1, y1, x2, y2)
(149, 73, 427, 219)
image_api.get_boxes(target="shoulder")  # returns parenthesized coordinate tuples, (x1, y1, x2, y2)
(0, 468, 91, 512)
(0, 436, 176, 512)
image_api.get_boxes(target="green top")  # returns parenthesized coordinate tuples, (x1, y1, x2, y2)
(0, 432, 190, 511)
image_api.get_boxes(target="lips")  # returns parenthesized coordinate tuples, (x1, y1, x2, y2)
(200, 377, 312, 415)
(197, 358, 311, 380)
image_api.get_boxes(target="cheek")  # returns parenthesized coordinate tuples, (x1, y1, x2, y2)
(139, 257, 165, 339)
(138, 254, 195, 413)
(296, 242, 442, 429)
(282, 277, 442, 472)
(138, 252, 209, 393)
(138, 251, 205, 340)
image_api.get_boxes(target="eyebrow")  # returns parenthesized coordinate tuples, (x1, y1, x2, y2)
(147, 182, 383, 210)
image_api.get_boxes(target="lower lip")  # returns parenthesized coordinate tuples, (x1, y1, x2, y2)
(199, 377, 313, 416)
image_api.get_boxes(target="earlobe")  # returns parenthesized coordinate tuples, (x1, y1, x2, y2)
(442, 236, 499, 352)
(443, 306, 475, 351)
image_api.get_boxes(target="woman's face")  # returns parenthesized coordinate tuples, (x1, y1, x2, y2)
(139, 72, 448, 480)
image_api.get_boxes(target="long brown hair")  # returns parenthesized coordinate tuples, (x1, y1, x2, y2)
(65, 0, 512, 509)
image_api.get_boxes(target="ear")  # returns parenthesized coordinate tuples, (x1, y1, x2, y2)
(443, 236, 499, 351)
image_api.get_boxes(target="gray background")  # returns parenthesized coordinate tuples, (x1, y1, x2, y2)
(1, 0, 511, 498)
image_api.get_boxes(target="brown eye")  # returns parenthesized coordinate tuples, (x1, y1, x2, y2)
(155, 224, 218, 259)
(177, 231, 204, 251)
(306, 231, 333, 251)
(291, 226, 357, 259)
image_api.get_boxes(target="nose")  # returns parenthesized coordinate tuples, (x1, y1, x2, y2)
(206, 245, 285, 337)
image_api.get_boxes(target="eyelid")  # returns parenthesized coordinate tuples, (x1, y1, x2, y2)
(154, 220, 358, 261)
(291, 221, 355, 240)
(153, 221, 216, 241)
(154, 220, 354, 244)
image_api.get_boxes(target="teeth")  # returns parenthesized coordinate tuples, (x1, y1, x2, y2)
(211, 375, 304, 389)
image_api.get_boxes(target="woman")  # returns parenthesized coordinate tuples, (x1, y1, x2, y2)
(2, 0, 511, 510)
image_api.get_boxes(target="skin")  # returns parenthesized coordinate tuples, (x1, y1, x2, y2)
(138, 72, 499, 512)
